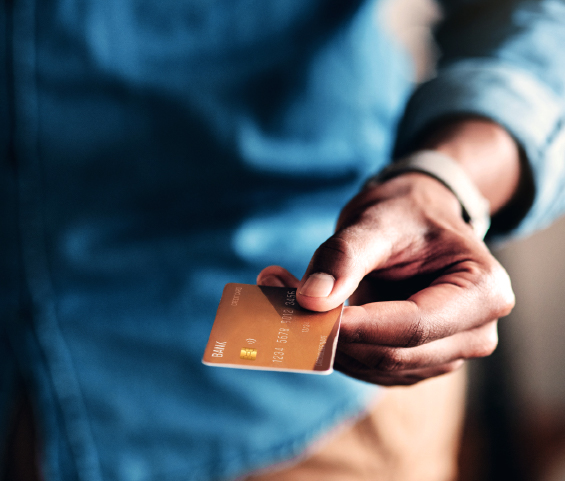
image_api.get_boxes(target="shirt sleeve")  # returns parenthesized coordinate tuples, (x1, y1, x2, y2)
(394, 0, 565, 239)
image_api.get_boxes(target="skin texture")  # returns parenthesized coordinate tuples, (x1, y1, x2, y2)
(258, 118, 521, 386)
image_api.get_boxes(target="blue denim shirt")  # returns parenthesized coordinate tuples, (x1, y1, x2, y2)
(1, 1, 564, 480)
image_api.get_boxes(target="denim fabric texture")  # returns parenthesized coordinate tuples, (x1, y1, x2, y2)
(1, 0, 564, 480)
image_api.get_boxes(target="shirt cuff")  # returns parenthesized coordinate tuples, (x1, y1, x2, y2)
(395, 59, 565, 240)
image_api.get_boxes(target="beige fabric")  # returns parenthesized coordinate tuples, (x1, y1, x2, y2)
(245, 369, 466, 481)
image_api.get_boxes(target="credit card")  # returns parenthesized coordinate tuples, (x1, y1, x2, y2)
(202, 283, 343, 374)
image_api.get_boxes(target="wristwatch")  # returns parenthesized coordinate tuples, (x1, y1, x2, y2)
(366, 150, 491, 239)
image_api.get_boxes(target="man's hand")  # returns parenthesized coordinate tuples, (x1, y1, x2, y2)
(258, 118, 524, 386)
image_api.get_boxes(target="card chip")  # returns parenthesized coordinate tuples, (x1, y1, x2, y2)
(240, 348, 257, 360)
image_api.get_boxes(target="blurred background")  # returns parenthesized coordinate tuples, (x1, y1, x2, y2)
(461, 218, 565, 481)
(383, 0, 565, 479)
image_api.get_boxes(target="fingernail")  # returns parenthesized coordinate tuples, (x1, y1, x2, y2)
(260, 275, 286, 288)
(299, 273, 335, 298)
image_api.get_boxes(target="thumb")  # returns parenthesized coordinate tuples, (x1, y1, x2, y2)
(297, 226, 391, 312)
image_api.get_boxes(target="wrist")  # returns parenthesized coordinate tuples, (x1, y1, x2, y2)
(347, 172, 468, 234)
(418, 117, 522, 216)
(366, 151, 491, 239)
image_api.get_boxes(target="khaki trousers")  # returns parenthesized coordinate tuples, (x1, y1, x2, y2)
(244, 369, 466, 481)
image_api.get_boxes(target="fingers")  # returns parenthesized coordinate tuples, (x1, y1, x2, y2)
(338, 320, 498, 372)
(339, 260, 514, 347)
(335, 350, 465, 386)
(257, 266, 300, 288)
(333, 256, 511, 386)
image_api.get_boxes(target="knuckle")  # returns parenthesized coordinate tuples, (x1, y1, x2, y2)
(473, 339, 497, 358)
(473, 325, 499, 358)
(340, 306, 378, 344)
(317, 233, 357, 263)
(342, 325, 365, 344)
(486, 326, 499, 353)
(483, 262, 516, 318)
(493, 274, 515, 318)
(376, 350, 407, 372)
(403, 315, 430, 347)
(314, 227, 374, 275)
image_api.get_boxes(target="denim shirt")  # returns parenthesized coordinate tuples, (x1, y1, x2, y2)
(1, 1, 564, 480)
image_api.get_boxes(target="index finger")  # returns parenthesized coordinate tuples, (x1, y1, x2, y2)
(340, 261, 514, 347)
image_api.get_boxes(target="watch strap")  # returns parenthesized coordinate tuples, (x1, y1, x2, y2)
(367, 150, 491, 239)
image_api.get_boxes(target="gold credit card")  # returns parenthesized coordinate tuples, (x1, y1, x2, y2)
(202, 283, 343, 374)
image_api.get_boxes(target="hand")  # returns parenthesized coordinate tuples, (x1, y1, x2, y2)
(258, 172, 515, 386)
